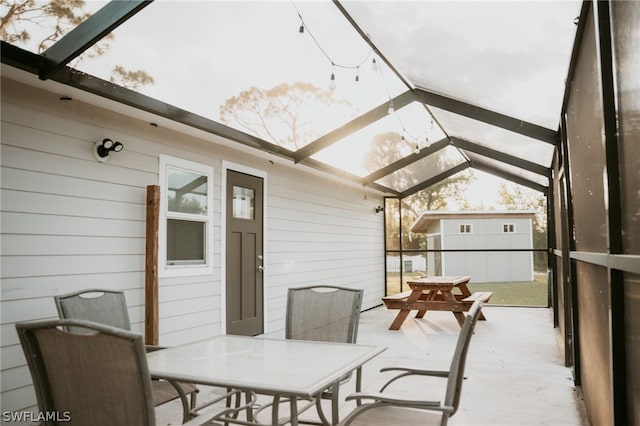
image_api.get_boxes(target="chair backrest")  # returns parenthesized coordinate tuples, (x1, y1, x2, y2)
(443, 300, 483, 415)
(16, 319, 156, 426)
(55, 289, 132, 332)
(285, 286, 363, 344)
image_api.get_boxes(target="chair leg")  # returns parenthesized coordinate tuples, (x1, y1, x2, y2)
(330, 382, 339, 425)
(440, 413, 450, 426)
(190, 390, 197, 411)
(167, 380, 191, 424)
(355, 368, 362, 407)
(315, 396, 330, 425)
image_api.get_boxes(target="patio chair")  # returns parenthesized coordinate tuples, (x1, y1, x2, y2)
(285, 285, 363, 344)
(285, 285, 364, 424)
(15, 319, 243, 426)
(338, 301, 484, 426)
(54, 289, 199, 423)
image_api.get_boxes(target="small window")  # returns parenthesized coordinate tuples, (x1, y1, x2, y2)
(503, 223, 516, 233)
(232, 186, 255, 220)
(159, 155, 214, 277)
(459, 224, 472, 234)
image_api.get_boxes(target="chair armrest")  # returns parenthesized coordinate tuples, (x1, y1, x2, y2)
(345, 392, 445, 410)
(380, 366, 450, 378)
(145, 344, 167, 352)
(378, 367, 450, 392)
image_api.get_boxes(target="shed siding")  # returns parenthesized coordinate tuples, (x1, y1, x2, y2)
(0, 77, 384, 412)
(440, 217, 533, 282)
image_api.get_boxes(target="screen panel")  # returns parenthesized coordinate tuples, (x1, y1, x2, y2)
(611, 0, 640, 255)
(565, 13, 608, 253)
(624, 273, 640, 425)
(576, 261, 612, 426)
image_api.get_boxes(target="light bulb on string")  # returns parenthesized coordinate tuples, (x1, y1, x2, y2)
(414, 143, 421, 155)
(329, 71, 336, 91)
(293, 4, 386, 97)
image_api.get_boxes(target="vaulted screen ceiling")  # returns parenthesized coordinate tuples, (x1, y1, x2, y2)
(0, 0, 581, 197)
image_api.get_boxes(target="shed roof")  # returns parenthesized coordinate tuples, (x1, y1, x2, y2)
(411, 210, 536, 233)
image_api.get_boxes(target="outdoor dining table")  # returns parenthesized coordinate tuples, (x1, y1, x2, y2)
(146, 334, 386, 426)
(382, 275, 490, 330)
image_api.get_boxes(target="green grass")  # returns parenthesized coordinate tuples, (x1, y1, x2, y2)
(386, 272, 548, 307)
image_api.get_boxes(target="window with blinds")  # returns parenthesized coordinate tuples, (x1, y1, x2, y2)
(159, 155, 214, 276)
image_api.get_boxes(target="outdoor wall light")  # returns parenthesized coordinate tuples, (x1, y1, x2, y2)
(93, 138, 124, 162)
(375, 205, 384, 214)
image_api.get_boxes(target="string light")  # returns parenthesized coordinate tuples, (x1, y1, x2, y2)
(293, 2, 374, 91)
(329, 69, 336, 91)
(292, 1, 434, 159)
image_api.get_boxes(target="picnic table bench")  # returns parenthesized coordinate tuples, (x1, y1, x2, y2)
(382, 275, 491, 330)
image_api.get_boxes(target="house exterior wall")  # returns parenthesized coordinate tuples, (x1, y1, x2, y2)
(440, 217, 533, 282)
(0, 76, 385, 412)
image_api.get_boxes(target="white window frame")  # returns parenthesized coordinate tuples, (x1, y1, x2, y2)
(459, 224, 473, 234)
(502, 223, 516, 233)
(159, 155, 214, 277)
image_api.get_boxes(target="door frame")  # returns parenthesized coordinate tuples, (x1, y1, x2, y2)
(221, 161, 268, 335)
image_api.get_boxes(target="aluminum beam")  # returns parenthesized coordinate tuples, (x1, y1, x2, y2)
(40, 1, 151, 80)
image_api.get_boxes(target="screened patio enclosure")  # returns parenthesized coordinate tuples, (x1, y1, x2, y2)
(1, 1, 639, 425)
(1, 0, 572, 195)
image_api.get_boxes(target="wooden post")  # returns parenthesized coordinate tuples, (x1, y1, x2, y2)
(145, 185, 160, 345)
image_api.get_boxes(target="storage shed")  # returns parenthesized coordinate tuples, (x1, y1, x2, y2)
(411, 211, 535, 282)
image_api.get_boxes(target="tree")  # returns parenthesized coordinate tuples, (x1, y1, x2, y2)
(497, 182, 546, 232)
(364, 131, 475, 250)
(109, 65, 155, 91)
(1, 0, 153, 89)
(219, 82, 352, 151)
(1, 0, 90, 50)
(400, 172, 474, 250)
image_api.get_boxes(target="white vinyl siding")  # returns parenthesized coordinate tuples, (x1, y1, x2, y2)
(263, 171, 384, 332)
(0, 76, 384, 413)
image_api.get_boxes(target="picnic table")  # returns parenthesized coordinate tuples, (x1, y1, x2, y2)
(382, 275, 491, 330)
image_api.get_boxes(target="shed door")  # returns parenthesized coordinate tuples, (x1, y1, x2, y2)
(226, 170, 264, 336)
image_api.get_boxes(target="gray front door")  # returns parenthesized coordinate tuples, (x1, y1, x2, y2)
(226, 170, 264, 336)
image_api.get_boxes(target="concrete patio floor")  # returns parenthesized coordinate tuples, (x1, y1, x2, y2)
(157, 305, 586, 426)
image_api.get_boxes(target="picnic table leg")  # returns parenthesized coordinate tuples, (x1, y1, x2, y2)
(443, 291, 466, 327)
(414, 291, 437, 319)
(458, 282, 488, 321)
(389, 309, 412, 330)
(388, 290, 423, 330)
